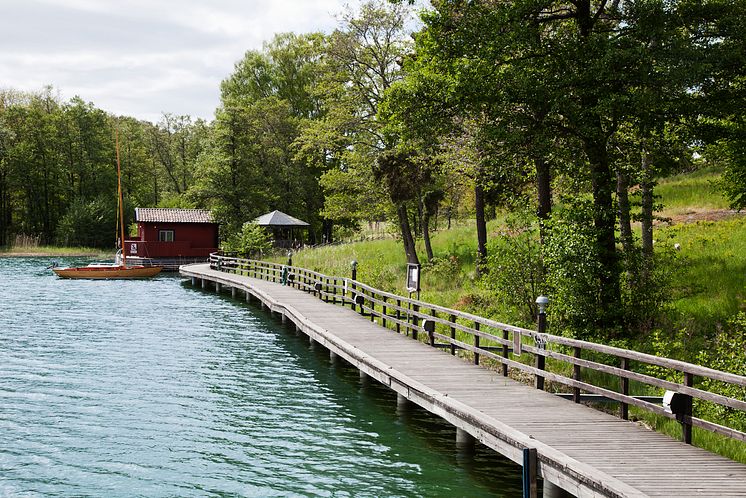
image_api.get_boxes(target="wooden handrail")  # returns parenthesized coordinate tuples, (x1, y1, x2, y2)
(208, 252, 746, 444)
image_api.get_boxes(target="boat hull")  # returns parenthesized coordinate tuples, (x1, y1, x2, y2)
(53, 266, 162, 279)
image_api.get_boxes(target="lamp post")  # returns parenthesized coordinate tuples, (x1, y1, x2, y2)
(535, 295, 549, 390)
(287, 250, 293, 267)
(350, 260, 359, 311)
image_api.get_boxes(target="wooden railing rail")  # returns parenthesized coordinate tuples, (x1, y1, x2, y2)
(208, 252, 746, 445)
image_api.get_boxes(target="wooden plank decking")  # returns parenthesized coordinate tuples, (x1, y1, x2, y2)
(180, 264, 746, 498)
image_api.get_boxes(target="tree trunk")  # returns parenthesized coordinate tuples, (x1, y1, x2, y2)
(397, 203, 419, 264)
(616, 169, 634, 256)
(323, 218, 333, 244)
(475, 183, 487, 277)
(586, 141, 622, 327)
(422, 207, 434, 263)
(640, 146, 655, 273)
(536, 157, 552, 243)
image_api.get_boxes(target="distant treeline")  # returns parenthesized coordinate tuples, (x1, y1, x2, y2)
(1, 0, 745, 338)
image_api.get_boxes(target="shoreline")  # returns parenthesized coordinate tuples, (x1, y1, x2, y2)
(0, 252, 110, 258)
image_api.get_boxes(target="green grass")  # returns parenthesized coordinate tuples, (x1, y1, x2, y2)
(0, 245, 111, 257)
(275, 218, 503, 309)
(657, 168, 729, 213)
(661, 217, 746, 341)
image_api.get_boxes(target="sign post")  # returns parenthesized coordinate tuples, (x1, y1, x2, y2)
(406, 263, 421, 299)
(406, 263, 421, 338)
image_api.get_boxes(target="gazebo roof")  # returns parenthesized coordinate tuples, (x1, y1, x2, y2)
(254, 210, 309, 227)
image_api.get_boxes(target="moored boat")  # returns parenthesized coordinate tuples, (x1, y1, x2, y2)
(53, 265, 161, 279)
(52, 129, 162, 280)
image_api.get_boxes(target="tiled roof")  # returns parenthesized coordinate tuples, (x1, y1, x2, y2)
(254, 210, 309, 227)
(135, 208, 215, 224)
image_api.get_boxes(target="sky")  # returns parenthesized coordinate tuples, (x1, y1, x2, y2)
(0, 0, 357, 123)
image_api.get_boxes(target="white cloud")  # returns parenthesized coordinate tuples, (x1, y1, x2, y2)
(0, 0, 358, 122)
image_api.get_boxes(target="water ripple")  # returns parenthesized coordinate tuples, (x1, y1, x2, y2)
(0, 257, 521, 496)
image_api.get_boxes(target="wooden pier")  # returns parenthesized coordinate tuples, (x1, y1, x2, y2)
(180, 257, 746, 498)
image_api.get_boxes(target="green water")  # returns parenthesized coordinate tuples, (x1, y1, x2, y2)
(0, 257, 523, 497)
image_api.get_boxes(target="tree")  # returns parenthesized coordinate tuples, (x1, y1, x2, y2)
(400, 0, 746, 334)
(194, 33, 327, 241)
(299, 0, 417, 259)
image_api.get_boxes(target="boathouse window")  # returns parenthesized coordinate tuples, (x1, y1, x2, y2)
(158, 230, 175, 242)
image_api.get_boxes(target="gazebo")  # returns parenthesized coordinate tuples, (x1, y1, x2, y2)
(254, 210, 310, 249)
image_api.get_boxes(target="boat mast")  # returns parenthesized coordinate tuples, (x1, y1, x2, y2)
(115, 128, 126, 267)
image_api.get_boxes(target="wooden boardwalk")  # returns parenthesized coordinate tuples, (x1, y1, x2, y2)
(180, 263, 746, 498)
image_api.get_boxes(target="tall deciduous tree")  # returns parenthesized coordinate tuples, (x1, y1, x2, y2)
(299, 0, 417, 260)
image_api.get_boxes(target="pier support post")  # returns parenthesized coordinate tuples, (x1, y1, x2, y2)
(281, 313, 287, 324)
(201, 279, 206, 289)
(246, 291, 251, 303)
(191, 277, 197, 286)
(215, 282, 221, 293)
(330, 351, 338, 363)
(359, 370, 369, 384)
(522, 448, 537, 498)
(456, 428, 475, 451)
(396, 393, 410, 411)
(231, 287, 236, 298)
(542, 480, 572, 498)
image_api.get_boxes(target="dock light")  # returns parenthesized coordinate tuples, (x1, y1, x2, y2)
(536, 295, 549, 314)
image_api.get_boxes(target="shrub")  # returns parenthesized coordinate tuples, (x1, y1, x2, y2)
(222, 223, 273, 257)
(696, 312, 746, 431)
(56, 197, 117, 248)
(481, 211, 544, 324)
(542, 200, 603, 338)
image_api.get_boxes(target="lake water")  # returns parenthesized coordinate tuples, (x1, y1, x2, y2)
(0, 257, 523, 497)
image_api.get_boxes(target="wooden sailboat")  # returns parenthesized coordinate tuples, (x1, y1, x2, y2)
(53, 131, 162, 279)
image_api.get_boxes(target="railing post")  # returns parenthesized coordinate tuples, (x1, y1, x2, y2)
(502, 330, 509, 377)
(412, 302, 419, 341)
(621, 357, 630, 420)
(573, 347, 581, 403)
(350, 260, 358, 310)
(683, 372, 694, 444)
(474, 322, 480, 365)
(396, 299, 401, 334)
(382, 296, 387, 328)
(450, 314, 457, 356)
(535, 296, 549, 390)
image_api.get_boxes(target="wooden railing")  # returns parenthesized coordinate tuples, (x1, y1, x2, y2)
(209, 252, 746, 446)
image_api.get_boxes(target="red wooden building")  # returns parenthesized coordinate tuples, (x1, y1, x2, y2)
(124, 208, 218, 268)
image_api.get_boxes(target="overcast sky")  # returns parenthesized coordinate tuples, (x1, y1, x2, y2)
(0, 0, 361, 123)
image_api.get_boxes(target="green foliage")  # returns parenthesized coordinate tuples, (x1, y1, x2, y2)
(55, 197, 117, 248)
(481, 212, 543, 324)
(222, 223, 273, 257)
(542, 200, 604, 338)
(697, 312, 746, 432)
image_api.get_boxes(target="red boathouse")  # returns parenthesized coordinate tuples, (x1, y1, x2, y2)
(124, 208, 219, 269)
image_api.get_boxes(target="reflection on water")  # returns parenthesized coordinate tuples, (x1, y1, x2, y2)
(0, 257, 523, 496)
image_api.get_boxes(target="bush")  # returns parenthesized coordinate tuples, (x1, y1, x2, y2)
(481, 211, 544, 324)
(696, 312, 746, 432)
(222, 222, 273, 257)
(56, 197, 117, 248)
(542, 200, 603, 338)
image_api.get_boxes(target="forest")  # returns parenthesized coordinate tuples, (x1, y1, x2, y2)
(1, 0, 745, 344)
